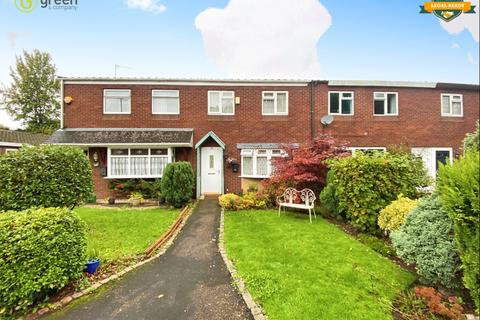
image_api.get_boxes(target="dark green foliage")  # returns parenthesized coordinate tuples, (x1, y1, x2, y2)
(0, 145, 93, 211)
(109, 178, 161, 199)
(327, 151, 431, 233)
(437, 151, 479, 310)
(391, 196, 460, 288)
(357, 234, 396, 257)
(160, 162, 194, 207)
(319, 170, 343, 218)
(2, 49, 60, 133)
(463, 121, 479, 152)
(0, 208, 87, 315)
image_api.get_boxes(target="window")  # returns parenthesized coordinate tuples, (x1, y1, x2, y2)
(152, 90, 179, 114)
(374, 92, 398, 115)
(104, 89, 131, 114)
(329, 91, 354, 115)
(108, 147, 171, 178)
(441, 94, 463, 117)
(241, 149, 285, 178)
(262, 91, 288, 115)
(4, 149, 17, 154)
(208, 91, 235, 115)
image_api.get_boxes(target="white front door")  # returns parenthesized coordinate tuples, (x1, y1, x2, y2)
(201, 147, 223, 194)
(411, 147, 453, 179)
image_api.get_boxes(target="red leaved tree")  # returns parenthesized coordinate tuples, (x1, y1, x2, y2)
(261, 135, 350, 205)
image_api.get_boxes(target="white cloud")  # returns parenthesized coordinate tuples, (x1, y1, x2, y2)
(451, 43, 460, 49)
(195, 0, 331, 79)
(125, 0, 166, 15)
(440, 0, 479, 42)
(467, 52, 475, 64)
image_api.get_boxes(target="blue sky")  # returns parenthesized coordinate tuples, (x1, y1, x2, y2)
(0, 0, 479, 127)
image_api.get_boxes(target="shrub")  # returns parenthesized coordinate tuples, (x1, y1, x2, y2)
(263, 136, 350, 199)
(0, 145, 93, 211)
(219, 193, 243, 210)
(414, 287, 464, 320)
(463, 120, 479, 152)
(391, 196, 460, 288)
(109, 178, 161, 199)
(319, 170, 343, 217)
(0, 207, 87, 315)
(437, 151, 480, 310)
(218, 193, 267, 211)
(378, 195, 418, 233)
(327, 150, 430, 233)
(161, 162, 194, 207)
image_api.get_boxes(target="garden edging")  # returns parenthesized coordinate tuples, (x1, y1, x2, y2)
(218, 208, 267, 320)
(25, 204, 195, 320)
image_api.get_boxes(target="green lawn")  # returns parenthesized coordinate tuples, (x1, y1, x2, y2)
(224, 210, 415, 320)
(75, 207, 179, 262)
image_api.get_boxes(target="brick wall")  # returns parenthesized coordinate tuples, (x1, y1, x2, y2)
(62, 81, 479, 197)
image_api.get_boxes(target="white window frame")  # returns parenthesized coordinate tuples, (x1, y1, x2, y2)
(328, 91, 354, 116)
(441, 93, 463, 117)
(107, 147, 173, 178)
(103, 89, 131, 114)
(240, 149, 285, 178)
(373, 92, 399, 116)
(262, 91, 289, 115)
(4, 148, 18, 154)
(208, 91, 235, 115)
(152, 90, 180, 115)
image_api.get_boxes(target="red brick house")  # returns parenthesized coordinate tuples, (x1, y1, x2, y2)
(45, 78, 479, 200)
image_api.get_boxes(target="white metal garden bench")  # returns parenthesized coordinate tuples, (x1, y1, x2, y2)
(277, 188, 317, 223)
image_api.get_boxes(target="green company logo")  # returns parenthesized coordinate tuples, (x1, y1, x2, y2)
(14, 0, 39, 13)
(420, 0, 476, 22)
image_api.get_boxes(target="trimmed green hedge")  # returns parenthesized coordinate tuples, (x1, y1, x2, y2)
(0, 208, 87, 315)
(161, 162, 194, 207)
(324, 151, 430, 233)
(0, 145, 93, 211)
(437, 151, 480, 310)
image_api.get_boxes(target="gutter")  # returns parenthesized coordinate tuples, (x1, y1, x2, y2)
(309, 81, 315, 140)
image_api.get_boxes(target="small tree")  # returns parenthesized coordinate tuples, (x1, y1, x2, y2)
(262, 136, 349, 200)
(0, 145, 93, 211)
(161, 162, 194, 208)
(2, 49, 60, 134)
(437, 151, 480, 310)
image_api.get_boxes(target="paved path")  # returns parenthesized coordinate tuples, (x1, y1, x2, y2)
(51, 199, 253, 320)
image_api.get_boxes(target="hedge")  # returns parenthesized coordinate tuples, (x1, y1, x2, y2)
(0, 145, 93, 211)
(437, 151, 480, 310)
(0, 208, 87, 315)
(161, 162, 194, 207)
(326, 151, 430, 233)
(391, 196, 460, 288)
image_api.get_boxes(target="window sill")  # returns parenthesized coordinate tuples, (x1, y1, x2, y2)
(105, 176, 162, 179)
(441, 115, 464, 118)
(239, 175, 270, 179)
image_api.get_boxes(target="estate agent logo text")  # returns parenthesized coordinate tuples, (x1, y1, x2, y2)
(14, 0, 78, 13)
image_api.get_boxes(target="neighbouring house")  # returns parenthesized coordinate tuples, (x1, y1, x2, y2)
(0, 129, 50, 154)
(45, 78, 479, 200)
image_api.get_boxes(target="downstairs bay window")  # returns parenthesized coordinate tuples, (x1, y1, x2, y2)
(108, 147, 173, 178)
(241, 149, 284, 178)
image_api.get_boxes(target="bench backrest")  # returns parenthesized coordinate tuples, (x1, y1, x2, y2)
(283, 187, 316, 206)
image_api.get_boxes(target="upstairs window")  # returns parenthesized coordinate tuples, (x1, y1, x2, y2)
(104, 89, 131, 114)
(208, 91, 235, 115)
(241, 149, 285, 178)
(329, 91, 354, 115)
(441, 94, 463, 117)
(374, 92, 398, 115)
(152, 90, 180, 114)
(262, 91, 288, 115)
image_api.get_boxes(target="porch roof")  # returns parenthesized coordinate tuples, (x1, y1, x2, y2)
(45, 128, 193, 147)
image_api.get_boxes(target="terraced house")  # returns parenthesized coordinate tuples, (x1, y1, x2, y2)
(45, 78, 479, 200)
